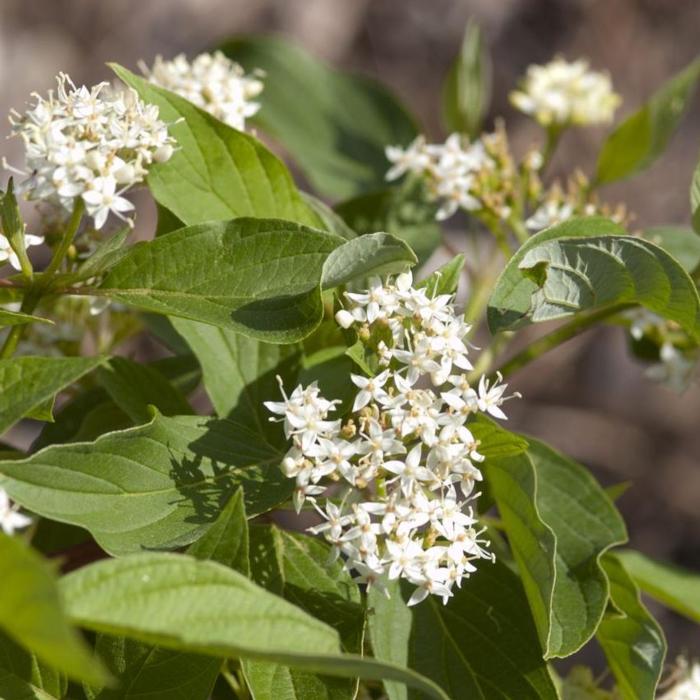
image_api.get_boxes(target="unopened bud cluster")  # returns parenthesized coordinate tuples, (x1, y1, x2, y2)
(142, 52, 263, 131)
(266, 272, 519, 605)
(8, 73, 175, 229)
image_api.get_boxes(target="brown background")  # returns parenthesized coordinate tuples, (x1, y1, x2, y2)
(1, 0, 698, 665)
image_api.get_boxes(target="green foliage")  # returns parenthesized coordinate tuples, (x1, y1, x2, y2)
(0, 413, 291, 555)
(0, 356, 105, 435)
(112, 64, 321, 228)
(488, 217, 700, 337)
(616, 549, 700, 623)
(597, 57, 700, 184)
(0, 309, 51, 329)
(220, 36, 418, 200)
(596, 555, 666, 700)
(442, 21, 491, 138)
(0, 533, 108, 687)
(642, 225, 700, 274)
(416, 255, 465, 296)
(692, 160, 700, 233)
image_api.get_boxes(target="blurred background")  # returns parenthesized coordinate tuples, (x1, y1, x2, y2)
(1, 0, 698, 667)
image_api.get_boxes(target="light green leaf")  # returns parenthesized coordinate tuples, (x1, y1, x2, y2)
(97, 356, 192, 424)
(0, 179, 32, 277)
(0, 309, 52, 329)
(642, 225, 700, 273)
(442, 21, 491, 138)
(487, 439, 627, 658)
(487, 217, 700, 337)
(691, 160, 700, 234)
(0, 630, 66, 700)
(244, 527, 363, 700)
(112, 64, 320, 228)
(220, 36, 418, 200)
(335, 181, 442, 266)
(0, 413, 291, 556)
(417, 255, 465, 296)
(0, 356, 104, 436)
(61, 553, 448, 700)
(0, 533, 108, 687)
(615, 549, 700, 623)
(597, 58, 700, 184)
(389, 560, 559, 699)
(301, 193, 356, 241)
(321, 232, 417, 289)
(469, 413, 529, 459)
(99, 218, 344, 343)
(171, 317, 300, 430)
(597, 554, 666, 700)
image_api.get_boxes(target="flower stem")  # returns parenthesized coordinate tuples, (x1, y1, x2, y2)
(541, 125, 563, 171)
(495, 302, 636, 379)
(0, 198, 84, 359)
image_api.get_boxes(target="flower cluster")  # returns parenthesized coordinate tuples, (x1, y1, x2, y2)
(8, 73, 175, 229)
(659, 658, 700, 700)
(0, 231, 43, 271)
(0, 488, 31, 536)
(510, 57, 620, 127)
(265, 272, 519, 605)
(141, 52, 263, 131)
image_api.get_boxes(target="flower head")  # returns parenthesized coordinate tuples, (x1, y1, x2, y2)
(0, 232, 43, 271)
(141, 52, 263, 131)
(659, 658, 700, 700)
(267, 272, 520, 605)
(510, 57, 620, 127)
(0, 488, 31, 535)
(8, 73, 175, 229)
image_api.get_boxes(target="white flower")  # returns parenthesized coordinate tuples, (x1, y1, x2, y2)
(645, 342, 698, 393)
(265, 272, 522, 605)
(142, 52, 263, 131)
(525, 199, 575, 231)
(510, 57, 620, 127)
(0, 233, 43, 270)
(385, 136, 431, 181)
(0, 488, 32, 535)
(8, 73, 174, 229)
(658, 659, 700, 700)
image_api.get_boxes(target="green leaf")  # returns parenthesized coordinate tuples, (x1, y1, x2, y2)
(0, 413, 291, 556)
(220, 36, 418, 200)
(691, 160, 700, 234)
(0, 356, 104, 436)
(0, 630, 67, 700)
(596, 58, 700, 184)
(596, 554, 666, 700)
(171, 318, 300, 429)
(0, 533, 108, 687)
(188, 488, 249, 574)
(486, 438, 627, 658)
(373, 561, 558, 699)
(417, 255, 465, 296)
(469, 413, 529, 459)
(321, 232, 417, 289)
(615, 549, 700, 623)
(442, 21, 491, 138)
(61, 553, 448, 700)
(0, 309, 52, 329)
(642, 225, 700, 274)
(487, 216, 700, 337)
(243, 527, 363, 700)
(112, 64, 321, 229)
(75, 227, 131, 280)
(0, 179, 32, 277)
(301, 193, 356, 241)
(335, 181, 441, 266)
(88, 494, 249, 700)
(97, 356, 193, 424)
(99, 218, 344, 343)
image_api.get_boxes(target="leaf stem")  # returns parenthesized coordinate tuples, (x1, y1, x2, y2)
(495, 302, 636, 379)
(43, 197, 84, 278)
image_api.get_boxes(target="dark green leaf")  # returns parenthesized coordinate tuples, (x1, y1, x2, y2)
(100, 218, 344, 343)
(97, 356, 193, 424)
(442, 21, 491, 138)
(0, 413, 291, 556)
(596, 58, 700, 184)
(335, 181, 441, 266)
(417, 255, 465, 296)
(112, 65, 321, 229)
(0, 533, 108, 687)
(0, 179, 31, 276)
(220, 36, 418, 200)
(75, 227, 131, 280)
(0, 309, 51, 329)
(301, 193, 356, 240)
(615, 549, 700, 624)
(597, 554, 666, 700)
(0, 356, 104, 436)
(486, 439, 627, 658)
(61, 553, 448, 700)
(487, 217, 700, 337)
(691, 160, 700, 234)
